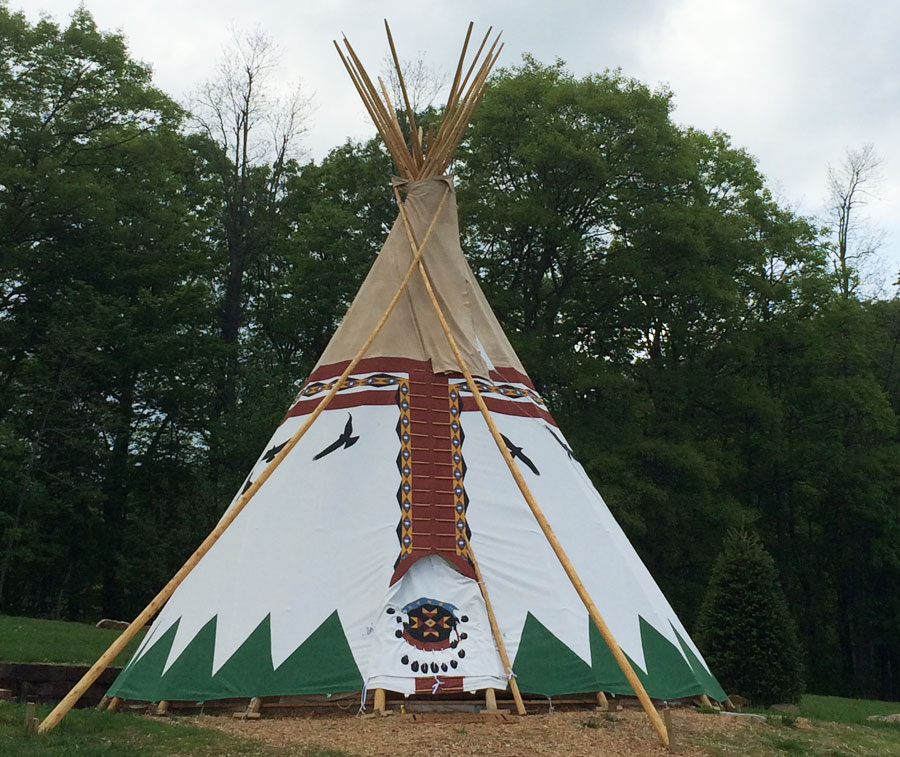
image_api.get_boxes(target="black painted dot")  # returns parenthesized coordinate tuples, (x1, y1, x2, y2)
(431, 662, 439, 673)
(401, 655, 409, 665)
(450, 640, 458, 648)
(395, 629, 403, 638)
(460, 632, 468, 640)
(411, 661, 419, 672)
(461, 615, 469, 623)
(441, 663, 448, 672)
(450, 660, 458, 669)
(396, 616, 402, 623)
(386, 608, 395, 614)
(458, 650, 466, 658)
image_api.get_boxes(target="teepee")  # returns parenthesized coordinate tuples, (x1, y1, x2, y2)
(40, 23, 725, 746)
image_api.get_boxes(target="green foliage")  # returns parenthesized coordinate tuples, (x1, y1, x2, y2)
(697, 530, 804, 705)
(0, 4, 217, 620)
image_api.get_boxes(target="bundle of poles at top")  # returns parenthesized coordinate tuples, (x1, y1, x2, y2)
(334, 21, 502, 180)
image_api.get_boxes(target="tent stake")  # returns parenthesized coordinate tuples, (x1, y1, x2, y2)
(36, 187, 451, 736)
(392, 185, 527, 717)
(393, 188, 670, 750)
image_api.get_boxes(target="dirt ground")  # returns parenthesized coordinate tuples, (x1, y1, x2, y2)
(199, 706, 755, 757)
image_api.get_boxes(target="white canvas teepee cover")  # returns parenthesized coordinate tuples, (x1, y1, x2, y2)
(108, 178, 725, 703)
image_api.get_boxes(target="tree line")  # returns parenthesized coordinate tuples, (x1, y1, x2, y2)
(2, 6, 899, 701)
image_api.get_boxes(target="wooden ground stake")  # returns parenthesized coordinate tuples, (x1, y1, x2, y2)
(392, 184, 527, 718)
(485, 688, 498, 711)
(663, 707, 675, 753)
(232, 697, 262, 719)
(36, 187, 452, 736)
(154, 700, 169, 716)
(595, 691, 608, 709)
(699, 693, 712, 708)
(24, 701, 37, 733)
(393, 187, 670, 749)
(95, 694, 110, 712)
(374, 688, 386, 713)
(107, 696, 122, 713)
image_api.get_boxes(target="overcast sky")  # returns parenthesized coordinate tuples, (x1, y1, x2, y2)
(22, 0, 900, 290)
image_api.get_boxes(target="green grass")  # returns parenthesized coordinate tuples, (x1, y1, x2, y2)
(799, 693, 900, 725)
(0, 614, 146, 667)
(694, 694, 900, 756)
(0, 701, 286, 756)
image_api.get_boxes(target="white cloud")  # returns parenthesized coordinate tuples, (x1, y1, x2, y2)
(21, 0, 900, 279)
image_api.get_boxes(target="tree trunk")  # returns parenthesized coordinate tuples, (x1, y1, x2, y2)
(101, 372, 136, 619)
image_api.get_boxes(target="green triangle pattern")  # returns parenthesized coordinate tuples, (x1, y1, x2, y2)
(108, 610, 362, 701)
(109, 610, 723, 702)
(512, 612, 727, 701)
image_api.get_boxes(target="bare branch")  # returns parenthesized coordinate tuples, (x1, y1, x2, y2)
(188, 26, 311, 173)
(380, 51, 448, 116)
(824, 143, 884, 298)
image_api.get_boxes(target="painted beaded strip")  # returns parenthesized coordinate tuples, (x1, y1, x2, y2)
(295, 372, 404, 402)
(452, 377, 547, 407)
(448, 385, 471, 561)
(395, 378, 414, 563)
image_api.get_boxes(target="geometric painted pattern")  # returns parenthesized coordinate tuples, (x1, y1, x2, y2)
(395, 378, 414, 565)
(297, 372, 405, 400)
(448, 385, 471, 560)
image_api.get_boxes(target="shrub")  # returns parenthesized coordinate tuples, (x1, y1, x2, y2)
(696, 529, 804, 705)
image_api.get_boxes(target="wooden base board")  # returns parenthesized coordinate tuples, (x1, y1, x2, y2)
(409, 711, 517, 723)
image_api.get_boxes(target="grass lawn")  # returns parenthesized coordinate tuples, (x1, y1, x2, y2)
(0, 614, 146, 667)
(799, 693, 900, 724)
(0, 701, 280, 756)
(692, 694, 900, 756)
(1, 701, 352, 757)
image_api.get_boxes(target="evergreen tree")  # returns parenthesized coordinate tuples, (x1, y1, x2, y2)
(697, 529, 804, 705)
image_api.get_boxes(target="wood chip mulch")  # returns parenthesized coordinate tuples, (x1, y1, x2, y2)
(196, 706, 756, 757)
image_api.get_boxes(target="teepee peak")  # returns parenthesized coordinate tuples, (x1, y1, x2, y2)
(335, 21, 502, 179)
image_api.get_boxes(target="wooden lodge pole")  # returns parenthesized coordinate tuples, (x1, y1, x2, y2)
(393, 189, 671, 749)
(37, 187, 452, 736)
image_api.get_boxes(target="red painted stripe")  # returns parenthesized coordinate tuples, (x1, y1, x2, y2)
(282, 389, 398, 422)
(461, 395, 556, 425)
(306, 356, 537, 392)
(415, 675, 465, 694)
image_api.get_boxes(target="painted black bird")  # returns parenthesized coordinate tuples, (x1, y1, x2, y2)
(545, 426, 575, 460)
(500, 433, 540, 475)
(313, 413, 360, 460)
(263, 440, 288, 463)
